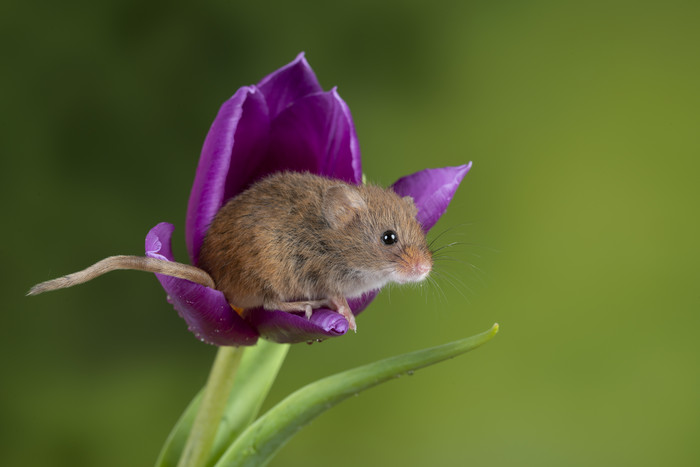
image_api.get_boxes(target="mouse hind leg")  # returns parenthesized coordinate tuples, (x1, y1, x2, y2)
(263, 298, 333, 319)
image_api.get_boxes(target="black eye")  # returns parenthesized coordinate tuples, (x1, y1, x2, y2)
(381, 230, 398, 245)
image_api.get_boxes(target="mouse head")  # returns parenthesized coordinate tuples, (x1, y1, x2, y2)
(322, 183, 433, 289)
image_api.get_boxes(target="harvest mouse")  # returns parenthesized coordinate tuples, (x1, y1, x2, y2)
(28, 172, 433, 332)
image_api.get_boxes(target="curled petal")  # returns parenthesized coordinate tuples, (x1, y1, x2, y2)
(392, 163, 472, 232)
(257, 52, 324, 120)
(246, 308, 348, 344)
(146, 222, 259, 346)
(251, 89, 362, 184)
(185, 87, 269, 265)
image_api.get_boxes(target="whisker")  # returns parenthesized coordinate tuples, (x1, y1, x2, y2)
(428, 223, 473, 249)
(425, 274, 448, 305)
(431, 242, 464, 253)
(437, 268, 473, 293)
(433, 248, 485, 260)
(432, 256, 485, 271)
(431, 269, 473, 305)
(432, 241, 501, 255)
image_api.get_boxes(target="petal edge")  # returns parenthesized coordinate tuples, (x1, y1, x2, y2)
(257, 52, 324, 120)
(392, 164, 472, 232)
(259, 90, 362, 185)
(185, 87, 269, 264)
(147, 222, 259, 346)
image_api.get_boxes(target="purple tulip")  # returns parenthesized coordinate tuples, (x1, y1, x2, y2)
(145, 53, 471, 346)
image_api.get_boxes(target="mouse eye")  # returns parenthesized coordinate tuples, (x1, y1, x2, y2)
(381, 230, 398, 245)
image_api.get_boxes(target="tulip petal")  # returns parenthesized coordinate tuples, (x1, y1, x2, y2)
(146, 222, 259, 346)
(257, 52, 324, 120)
(392, 163, 472, 232)
(253, 89, 362, 185)
(247, 308, 348, 344)
(185, 87, 270, 265)
(331, 88, 363, 184)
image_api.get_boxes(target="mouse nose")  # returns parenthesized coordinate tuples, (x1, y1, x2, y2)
(414, 261, 431, 276)
(411, 260, 432, 279)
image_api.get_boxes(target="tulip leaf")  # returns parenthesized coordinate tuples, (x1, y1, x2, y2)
(154, 340, 289, 467)
(214, 323, 499, 467)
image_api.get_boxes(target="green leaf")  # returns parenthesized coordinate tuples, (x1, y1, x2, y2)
(207, 342, 289, 466)
(155, 341, 290, 467)
(155, 387, 203, 467)
(214, 323, 499, 467)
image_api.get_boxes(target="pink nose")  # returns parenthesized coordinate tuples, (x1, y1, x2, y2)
(413, 261, 431, 277)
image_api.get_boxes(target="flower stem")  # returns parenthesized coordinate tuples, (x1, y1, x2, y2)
(177, 345, 245, 467)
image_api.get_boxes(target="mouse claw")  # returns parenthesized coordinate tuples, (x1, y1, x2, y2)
(337, 305, 357, 333)
(305, 304, 313, 320)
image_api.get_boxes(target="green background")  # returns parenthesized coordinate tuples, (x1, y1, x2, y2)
(2, 1, 699, 465)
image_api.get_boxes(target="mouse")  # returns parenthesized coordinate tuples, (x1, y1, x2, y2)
(198, 171, 432, 331)
(27, 171, 433, 332)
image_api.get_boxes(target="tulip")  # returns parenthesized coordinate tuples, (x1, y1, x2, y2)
(146, 53, 471, 345)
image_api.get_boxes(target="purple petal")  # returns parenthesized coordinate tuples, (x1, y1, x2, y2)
(331, 88, 363, 183)
(249, 89, 362, 185)
(146, 222, 259, 346)
(392, 164, 472, 232)
(257, 52, 324, 120)
(185, 87, 269, 264)
(247, 308, 349, 344)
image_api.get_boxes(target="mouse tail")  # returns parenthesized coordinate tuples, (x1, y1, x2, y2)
(27, 255, 216, 296)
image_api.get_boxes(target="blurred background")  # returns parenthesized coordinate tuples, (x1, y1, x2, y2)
(2, 0, 699, 465)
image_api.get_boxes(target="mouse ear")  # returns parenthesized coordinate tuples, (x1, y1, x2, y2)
(323, 185, 367, 228)
(402, 195, 418, 217)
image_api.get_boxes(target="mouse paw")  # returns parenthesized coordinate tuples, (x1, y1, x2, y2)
(338, 305, 357, 332)
(330, 297, 356, 332)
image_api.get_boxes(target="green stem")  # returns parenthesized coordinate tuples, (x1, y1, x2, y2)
(177, 346, 245, 467)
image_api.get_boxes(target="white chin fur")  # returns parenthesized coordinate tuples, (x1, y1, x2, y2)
(395, 270, 429, 284)
(343, 269, 428, 298)
(343, 272, 393, 299)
